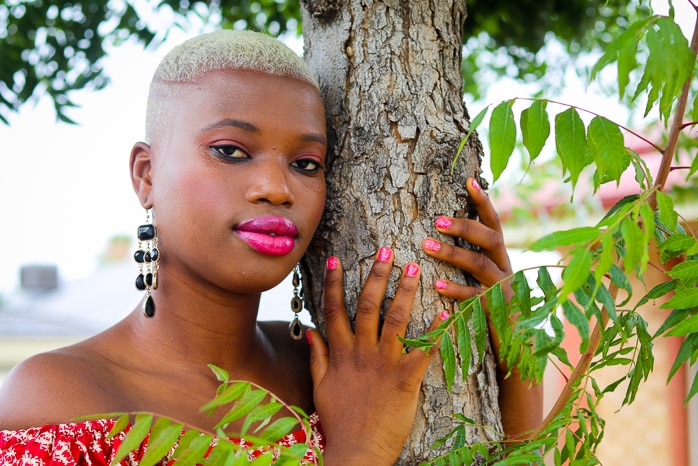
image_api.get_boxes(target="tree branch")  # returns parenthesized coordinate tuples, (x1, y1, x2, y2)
(650, 7, 698, 207)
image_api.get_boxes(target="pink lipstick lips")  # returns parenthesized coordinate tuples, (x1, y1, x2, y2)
(234, 216, 298, 256)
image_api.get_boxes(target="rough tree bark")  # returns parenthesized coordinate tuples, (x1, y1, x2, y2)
(299, 0, 502, 463)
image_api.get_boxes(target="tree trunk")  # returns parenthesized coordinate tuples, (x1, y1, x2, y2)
(299, 0, 502, 462)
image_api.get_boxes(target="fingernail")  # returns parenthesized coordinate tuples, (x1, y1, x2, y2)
(439, 311, 450, 321)
(435, 279, 448, 290)
(378, 247, 392, 262)
(327, 256, 339, 270)
(435, 216, 452, 229)
(405, 263, 419, 277)
(471, 178, 481, 191)
(306, 330, 313, 345)
(423, 238, 441, 252)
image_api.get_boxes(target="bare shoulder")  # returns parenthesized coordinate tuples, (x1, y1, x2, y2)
(0, 340, 111, 431)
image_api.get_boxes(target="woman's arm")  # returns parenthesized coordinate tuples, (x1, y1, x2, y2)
(422, 177, 544, 440)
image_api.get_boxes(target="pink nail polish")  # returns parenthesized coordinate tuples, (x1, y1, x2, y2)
(423, 238, 441, 252)
(405, 263, 419, 277)
(435, 279, 448, 290)
(471, 178, 481, 191)
(435, 216, 452, 229)
(378, 247, 392, 262)
(439, 311, 450, 321)
(306, 330, 313, 345)
(327, 256, 339, 270)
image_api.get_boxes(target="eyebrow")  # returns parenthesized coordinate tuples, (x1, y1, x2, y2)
(201, 118, 258, 133)
(200, 118, 327, 146)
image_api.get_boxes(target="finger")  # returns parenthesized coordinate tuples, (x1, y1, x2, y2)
(404, 309, 447, 373)
(466, 177, 502, 234)
(306, 329, 328, 391)
(322, 256, 352, 346)
(433, 217, 511, 274)
(423, 237, 508, 287)
(354, 247, 393, 344)
(431, 278, 485, 302)
(380, 262, 420, 349)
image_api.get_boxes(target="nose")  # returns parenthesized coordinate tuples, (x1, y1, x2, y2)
(245, 157, 295, 207)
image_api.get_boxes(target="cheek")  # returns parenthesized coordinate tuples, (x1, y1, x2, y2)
(307, 181, 327, 228)
(155, 166, 229, 228)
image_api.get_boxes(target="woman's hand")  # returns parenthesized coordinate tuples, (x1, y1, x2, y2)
(307, 249, 444, 465)
(421, 177, 543, 440)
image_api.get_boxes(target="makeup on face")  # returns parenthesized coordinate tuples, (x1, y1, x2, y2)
(234, 215, 299, 256)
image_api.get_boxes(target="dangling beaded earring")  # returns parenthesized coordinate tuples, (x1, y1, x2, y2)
(134, 209, 160, 318)
(289, 265, 304, 340)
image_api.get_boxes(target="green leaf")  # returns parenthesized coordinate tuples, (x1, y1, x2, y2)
(555, 107, 590, 188)
(111, 414, 153, 465)
(668, 260, 698, 285)
(219, 389, 268, 427)
(636, 279, 678, 310)
(454, 314, 472, 380)
(656, 191, 678, 232)
(472, 300, 488, 364)
(107, 414, 130, 439)
(590, 16, 653, 85)
(489, 99, 517, 181)
(259, 417, 300, 442)
(249, 451, 274, 466)
(201, 381, 251, 415)
(587, 116, 629, 188)
(208, 364, 230, 383)
(659, 234, 698, 263)
(512, 270, 532, 317)
(655, 307, 691, 338)
(687, 368, 698, 403)
(668, 334, 698, 382)
(661, 288, 698, 310)
(139, 418, 183, 466)
(529, 227, 599, 251)
(242, 402, 284, 437)
(595, 232, 616, 283)
(666, 314, 698, 337)
(520, 99, 550, 162)
(560, 248, 592, 302)
(536, 267, 557, 299)
(441, 331, 456, 391)
(562, 301, 590, 352)
(620, 217, 644, 275)
(451, 106, 489, 173)
(172, 431, 215, 466)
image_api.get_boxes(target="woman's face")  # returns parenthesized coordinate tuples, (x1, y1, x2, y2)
(145, 70, 327, 293)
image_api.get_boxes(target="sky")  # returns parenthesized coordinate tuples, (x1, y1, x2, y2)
(0, 0, 693, 299)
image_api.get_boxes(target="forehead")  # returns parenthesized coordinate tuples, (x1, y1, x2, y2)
(179, 70, 326, 132)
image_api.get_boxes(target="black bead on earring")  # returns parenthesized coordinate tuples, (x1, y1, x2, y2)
(135, 209, 160, 318)
(289, 265, 304, 340)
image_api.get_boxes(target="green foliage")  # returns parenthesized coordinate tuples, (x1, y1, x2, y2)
(100, 365, 314, 465)
(1, 0, 642, 123)
(407, 4, 698, 463)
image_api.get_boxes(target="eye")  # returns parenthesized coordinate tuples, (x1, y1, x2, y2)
(211, 144, 249, 161)
(292, 158, 325, 174)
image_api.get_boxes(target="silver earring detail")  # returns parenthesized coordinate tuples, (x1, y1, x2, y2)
(135, 209, 160, 318)
(289, 265, 304, 340)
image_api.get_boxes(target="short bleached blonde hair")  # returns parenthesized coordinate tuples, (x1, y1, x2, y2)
(145, 30, 318, 143)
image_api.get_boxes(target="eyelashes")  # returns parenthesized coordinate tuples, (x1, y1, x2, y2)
(210, 144, 325, 174)
(291, 159, 325, 174)
(211, 144, 248, 160)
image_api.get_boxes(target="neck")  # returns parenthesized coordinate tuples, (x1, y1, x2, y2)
(126, 280, 270, 378)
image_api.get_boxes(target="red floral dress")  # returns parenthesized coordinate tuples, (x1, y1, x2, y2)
(0, 413, 324, 465)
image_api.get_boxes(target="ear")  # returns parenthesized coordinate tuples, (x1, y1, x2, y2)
(130, 142, 154, 209)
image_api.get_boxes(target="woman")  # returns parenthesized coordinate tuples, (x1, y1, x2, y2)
(0, 30, 541, 464)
